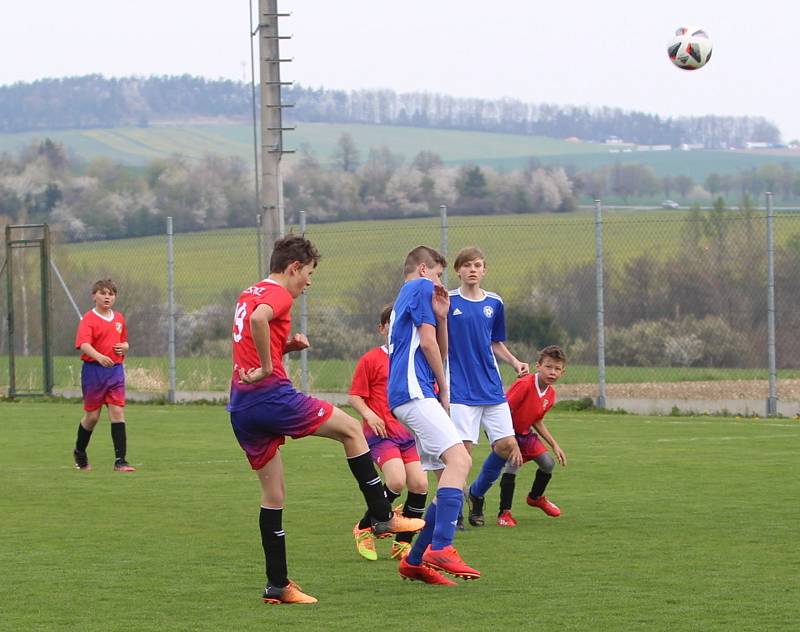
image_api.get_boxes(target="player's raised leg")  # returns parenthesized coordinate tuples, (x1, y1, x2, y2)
(313, 407, 425, 536)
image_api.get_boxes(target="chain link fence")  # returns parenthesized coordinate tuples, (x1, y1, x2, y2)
(2, 200, 799, 414)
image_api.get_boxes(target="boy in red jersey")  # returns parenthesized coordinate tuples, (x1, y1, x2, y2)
(72, 279, 134, 472)
(495, 345, 568, 526)
(349, 305, 428, 563)
(227, 235, 424, 605)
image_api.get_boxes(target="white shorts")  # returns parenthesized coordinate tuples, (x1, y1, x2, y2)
(393, 398, 462, 472)
(450, 402, 514, 445)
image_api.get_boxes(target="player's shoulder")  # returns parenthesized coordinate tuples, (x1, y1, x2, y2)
(484, 290, 504, 305)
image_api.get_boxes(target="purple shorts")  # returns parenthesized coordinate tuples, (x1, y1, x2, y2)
(369, 435, 420, 469)
(229, 382, 333, 470)
(81, 362, 125, 411)
(517, 432, 548, 463)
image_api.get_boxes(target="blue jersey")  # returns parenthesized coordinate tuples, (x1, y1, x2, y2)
(388, 278, 438, 409)
(447, 289, 507, 405)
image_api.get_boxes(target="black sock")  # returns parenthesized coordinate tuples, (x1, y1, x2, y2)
(529, 470, 553, 499)
(110, 422, 127, 461)
(499, 472, 516, 512)
(75, 423, 93, 452)
(358, 483, 401, 529)
(260, 507, 288, 588)
(347, 452, 390, 522)
(395, 491, 427, 544)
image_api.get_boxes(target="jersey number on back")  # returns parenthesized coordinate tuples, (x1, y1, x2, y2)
(233, 302, 247, 343)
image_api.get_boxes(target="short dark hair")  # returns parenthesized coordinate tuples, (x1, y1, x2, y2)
(453, 246, 485, 271)
(403, 245, 446, 275)
(269, 234, 321, 273)
(92, 279, 117, 295)
(538, 345, 567, 365)
(379, 304, 393, 326)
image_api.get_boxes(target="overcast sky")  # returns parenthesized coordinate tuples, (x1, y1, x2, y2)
(2, 1, 798, 140)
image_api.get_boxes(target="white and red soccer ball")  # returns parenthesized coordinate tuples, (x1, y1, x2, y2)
(667, 26, 713, 70)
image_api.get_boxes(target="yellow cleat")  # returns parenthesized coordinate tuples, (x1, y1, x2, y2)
(390, 541, 412, 561)
(353, 522, 378, 561)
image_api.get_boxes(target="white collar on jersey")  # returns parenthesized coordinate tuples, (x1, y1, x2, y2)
(92, 308, 115, 322)
(452, 287, 487, 302)
(534, 373, 549, 397)
(380, 345, 389, 354)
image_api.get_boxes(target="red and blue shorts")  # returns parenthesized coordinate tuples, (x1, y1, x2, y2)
(81, 362, 126, 411)
(229, 382, 333, 470)
(369, 435, 420, 469)
(516, 432, 548, 463)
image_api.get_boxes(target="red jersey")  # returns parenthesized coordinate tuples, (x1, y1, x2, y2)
(75, 309, 127, 363)
(506, 373, 557, 435)
(349, 345, 409, 440)
(231, 279, 293, 383)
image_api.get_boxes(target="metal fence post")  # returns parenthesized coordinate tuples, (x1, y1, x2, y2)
(594, 199, 607, 409)
(440, 204, 448, 286)
(167, 216, 176, 403)
(256, 213, 264, 280)
(765, 192, 778, 416)
(299, 210, 309, 392)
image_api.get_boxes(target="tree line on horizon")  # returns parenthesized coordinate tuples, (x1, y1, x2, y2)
(0, 75, 783, 147)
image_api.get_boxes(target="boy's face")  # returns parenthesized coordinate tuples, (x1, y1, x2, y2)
(419, 262, 444, 285)
(456, 258, 486, 287)
(378, 321, 390, 338)
(536, 357, 565, 386)
(92, 288, 116, 311)
(286, 261, 315, 298)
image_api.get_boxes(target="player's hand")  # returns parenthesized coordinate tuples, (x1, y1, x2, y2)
(96, 354, 114, 367)
(438, 390, 450, 414)
(113, 342, 128, 355)
(554, 445, 567, 466)
(507, 444, 523, 468)
(515, 361, 530, 377)
(238, 366, 271, 384)
(432, 284, 450, 321)
(365, 412, 387, 438)
(284, 333, 310, 353)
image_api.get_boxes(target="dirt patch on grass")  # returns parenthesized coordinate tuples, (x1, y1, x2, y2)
(558, 379, 800, 401)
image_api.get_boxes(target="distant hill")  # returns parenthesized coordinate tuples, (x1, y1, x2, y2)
(1, 121, 798, 180)
(0, 75, 782, 147)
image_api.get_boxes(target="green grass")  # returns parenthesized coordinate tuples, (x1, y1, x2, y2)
(4, 121, 800, 178)
(56, 210, 800, 310)
(2, 355, 794, 394)
(1, 402, 798, 631)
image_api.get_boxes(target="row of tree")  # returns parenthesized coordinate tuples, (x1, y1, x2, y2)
(0, 75, 783, 147)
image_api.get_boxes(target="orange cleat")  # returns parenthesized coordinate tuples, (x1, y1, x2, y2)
(527, 495, 561, 517)
(496, 510, 518, 527)
(399, 557, 457, 586)
(421, 545, 480, 580)
(372, 512, 425, 538)
(390, 541, 412, 561)
(262, 580, 318, 604)
(113, 459, 136, 472)
(73, 449, 92, 471)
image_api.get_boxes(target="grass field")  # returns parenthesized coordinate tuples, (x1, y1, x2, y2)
(56, 210, 800, 310)
(4, 121, 800, 179)
(2, 355, 795, 394)
(2, 402, 798, 631)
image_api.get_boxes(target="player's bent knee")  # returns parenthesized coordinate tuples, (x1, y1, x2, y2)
(536, 452, 556, 474)
(493, 436, 517, 459)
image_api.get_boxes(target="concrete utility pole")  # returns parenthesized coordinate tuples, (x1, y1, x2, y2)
(258, 0, 293, 259)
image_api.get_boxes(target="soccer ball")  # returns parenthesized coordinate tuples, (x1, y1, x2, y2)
(667, 26, 713, 70)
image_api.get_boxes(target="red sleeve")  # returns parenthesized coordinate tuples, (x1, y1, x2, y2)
(349, 353, 372, 398)
(120, 314, 128, 343)
(506, 376, 533, 434)
(75, 315, 93, 349)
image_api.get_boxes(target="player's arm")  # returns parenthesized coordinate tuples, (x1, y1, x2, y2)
(532, 419, 566, 466)
(347, 394, 387, 438)
(432, 284, 449, 363)
(79, 343, 114, 367)
(419, 322, 449, 411)
(284, 333, 310, 353)
(491, 341, 529, 376)
(239, 303, 274, 384)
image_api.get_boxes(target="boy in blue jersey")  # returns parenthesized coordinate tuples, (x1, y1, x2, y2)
(447, 247, 529, 528)
(388, 246, 479, 585)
